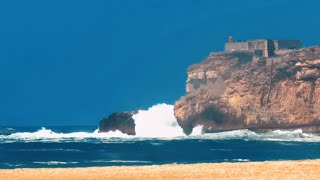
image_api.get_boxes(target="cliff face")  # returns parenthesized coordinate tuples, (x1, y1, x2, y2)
(174, 47, 320, 135)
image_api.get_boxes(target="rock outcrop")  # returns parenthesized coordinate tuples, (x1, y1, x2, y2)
(98, 112, 136, 135)
(174, 47, 320, 134)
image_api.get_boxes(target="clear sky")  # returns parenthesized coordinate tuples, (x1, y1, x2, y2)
(1, 0, 320, 126)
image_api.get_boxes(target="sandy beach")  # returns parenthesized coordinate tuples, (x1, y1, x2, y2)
(0, 159, 319, 180)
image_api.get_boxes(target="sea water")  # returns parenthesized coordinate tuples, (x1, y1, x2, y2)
(0, 104, 319, 169)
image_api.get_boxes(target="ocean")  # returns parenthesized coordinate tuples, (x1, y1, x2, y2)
(0, 126, 320, 169)
(0, 104, 319, 169)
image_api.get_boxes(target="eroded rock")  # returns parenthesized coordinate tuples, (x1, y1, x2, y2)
(174, 47, 320, 134)
(98, 112, 136, 135)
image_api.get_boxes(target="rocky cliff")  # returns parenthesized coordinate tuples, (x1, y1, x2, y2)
(99, 112, 136, 135)
(174, 47, 320, 135)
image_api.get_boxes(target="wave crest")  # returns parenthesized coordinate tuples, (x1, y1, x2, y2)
(133, 104, 186, 137)
(193, 129, 320, 142)
(0, 104, 319, 142)
(1, 127, 319, 142)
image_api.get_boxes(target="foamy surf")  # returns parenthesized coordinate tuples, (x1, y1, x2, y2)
(188, 129, 320, 142)
(3, 127, 130, 140)
(33, 161, 79, 165)
(133, 104, 186, 137)
(1, 127, 319, 143)
(0, 103, 319, 142)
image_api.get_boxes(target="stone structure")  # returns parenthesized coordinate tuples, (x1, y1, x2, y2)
(225, 36, 302, 57)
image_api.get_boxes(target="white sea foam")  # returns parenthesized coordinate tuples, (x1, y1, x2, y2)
(15, 148, 83, 152)
(86, 160, 151, 163)
(0, 103, 319, 142)
(194, 129, 320, 142)
(4, 127, 129, 140)
(0, 163, 23, 167)
(133, 104, 185, 137)
(1, 127, 319, 142)
(33, 161, 79, 165)
(190, 125, 203, 136)
(224, 159, 250, 162)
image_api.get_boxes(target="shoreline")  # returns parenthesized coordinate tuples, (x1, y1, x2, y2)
(1, 159, 320, 179)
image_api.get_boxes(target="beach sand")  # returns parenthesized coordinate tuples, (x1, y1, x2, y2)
(0, 159, 319, 180)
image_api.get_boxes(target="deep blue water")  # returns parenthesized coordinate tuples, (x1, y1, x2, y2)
(0, 126, 319, 169)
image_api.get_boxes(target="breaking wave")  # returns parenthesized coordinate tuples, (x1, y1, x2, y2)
(0, 103, 319, 142)
(33, 161, 79, 165)
(189, 129, 320, 142)
(133, 104, 186, 137)
(0, 127, 319, 143)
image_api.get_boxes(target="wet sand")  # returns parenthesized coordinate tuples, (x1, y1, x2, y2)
(0, 159, 319, 180)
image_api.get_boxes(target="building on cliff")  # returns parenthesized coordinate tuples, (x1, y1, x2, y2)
(225, 36, 302, 57)
(176, 45, 320, 135)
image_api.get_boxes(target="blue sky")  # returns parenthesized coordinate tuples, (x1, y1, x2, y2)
(1, 0, 320, 126)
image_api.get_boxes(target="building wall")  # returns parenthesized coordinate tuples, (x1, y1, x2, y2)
(274, 40, 302, 50)
(225, 42, 249, 52)
(248, 39, 274, 57)
(248, 40, 267, 50)
(225, 39, 270, 53)
(225, 39, 302, 55)
(273, 40, 279, 50)
(266, 39, 275, 56)
(254, 50, 264, 57)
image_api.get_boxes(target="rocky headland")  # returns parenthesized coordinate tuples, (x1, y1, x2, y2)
(99, 42, 320, 135)
(174, 47, 320, 134)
